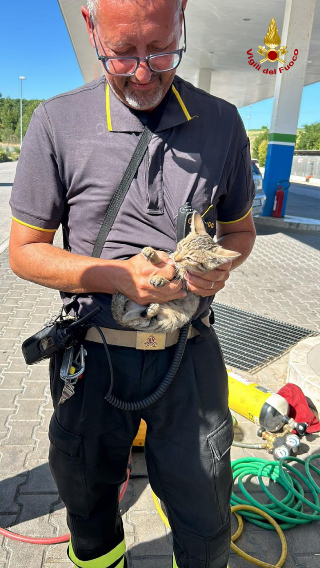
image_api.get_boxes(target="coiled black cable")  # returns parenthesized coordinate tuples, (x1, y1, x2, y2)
(88, 322, 190, 410)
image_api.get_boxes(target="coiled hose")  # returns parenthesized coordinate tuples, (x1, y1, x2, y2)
(151, 455, 320, 567)
(231, 455, 320, 529)
(151, 492, 288, 568)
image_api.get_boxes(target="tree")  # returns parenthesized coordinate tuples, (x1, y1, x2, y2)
(0, 95, 43, 144)
(14, 100, 40, 139)
(258, 139, 268, 167)
(252, 129, 269, 159)
(296, 122, 320, 150)
(0, 97, 20, 142)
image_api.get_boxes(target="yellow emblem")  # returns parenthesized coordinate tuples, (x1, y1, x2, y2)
(257, 18, 288, 64)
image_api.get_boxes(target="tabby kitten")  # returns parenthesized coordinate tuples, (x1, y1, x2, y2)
(111, 212, 240, 332)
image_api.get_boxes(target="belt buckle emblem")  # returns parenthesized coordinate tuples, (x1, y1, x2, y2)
(136, 331, 166, 350)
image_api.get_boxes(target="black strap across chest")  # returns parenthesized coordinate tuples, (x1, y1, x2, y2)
(92, 125, 153, 259)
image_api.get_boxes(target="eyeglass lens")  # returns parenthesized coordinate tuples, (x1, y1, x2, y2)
(106, 52, 181, 75)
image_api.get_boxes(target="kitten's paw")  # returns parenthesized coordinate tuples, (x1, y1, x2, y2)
(150, 275, 170, 287)
(142, 247, 161, 264)
(146, 303, 160, 318)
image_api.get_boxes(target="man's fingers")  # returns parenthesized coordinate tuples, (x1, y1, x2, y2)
(160, 279, 186, 296)
(185, 270, 227, 287)
(187, 260, 232, 279)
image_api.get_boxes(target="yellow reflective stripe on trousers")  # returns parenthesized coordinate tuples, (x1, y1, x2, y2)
(68, 538, 125, 568)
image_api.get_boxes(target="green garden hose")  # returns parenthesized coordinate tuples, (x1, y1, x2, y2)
(231, 455, 320, 530)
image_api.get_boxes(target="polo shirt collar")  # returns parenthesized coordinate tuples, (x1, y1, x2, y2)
(105, 77, 195, 133)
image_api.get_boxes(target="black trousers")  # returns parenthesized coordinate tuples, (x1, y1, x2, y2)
(48, 322, 233, 568)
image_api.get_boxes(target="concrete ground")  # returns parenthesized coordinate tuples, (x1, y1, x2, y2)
(0, 162, 320, 567)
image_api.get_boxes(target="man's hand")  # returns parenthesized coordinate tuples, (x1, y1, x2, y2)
(184, 261, 232, 297)
(115, 251, 187, 305)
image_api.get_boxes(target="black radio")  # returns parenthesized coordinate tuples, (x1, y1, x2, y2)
(21, 307, 101, 365)
(176, 202, 194, 242)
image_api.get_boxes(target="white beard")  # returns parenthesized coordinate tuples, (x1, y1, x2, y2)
(123, 81, 164, 110)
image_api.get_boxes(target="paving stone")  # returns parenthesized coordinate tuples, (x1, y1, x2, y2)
(130, 556, 172, 568)
(3, 298, 17, 306)
(292, 554, 320, 568)
(5, 358, 29, 373)
(16, 301, 36, 310)
(1, 536, 46, 568)
(0, 411, 10, 430)
(0, 332, 20, 344)
(9, 400, 43, 421)
(0, 340, 19, 352)
(0, 391, 19, 410)
(19, 381, 47, 399)
(0, 473, 27, 513)
(19, 462, 58, 494)
(27, 431, 50, 461)
(286, 523, 320, 554)
(0, 422, 37, 446)
(0, 445, 31, 475)
(128, 511, 171, 555)
(129, 480, 156, 512)
(28, 364, 50, 380)
(0, 373, 26, 389)
(21, 324, 45, 336)
(0, 515, 18, 554)
(37, 409, 55, 434)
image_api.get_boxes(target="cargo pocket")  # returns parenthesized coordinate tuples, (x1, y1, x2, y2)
(206, 410, 234, 526)
(48, 414, 89, 517)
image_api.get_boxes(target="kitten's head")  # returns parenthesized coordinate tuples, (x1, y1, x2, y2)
(173, 211, 240, 273)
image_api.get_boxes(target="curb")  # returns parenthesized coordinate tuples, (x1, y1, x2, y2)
(254, 215, 320, 231)
(287, 336, 320, 413)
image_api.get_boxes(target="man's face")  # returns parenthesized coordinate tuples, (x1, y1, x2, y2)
(85, 0, 182, 111)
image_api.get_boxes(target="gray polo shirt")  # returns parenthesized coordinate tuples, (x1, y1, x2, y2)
(10, 75, 255, 329)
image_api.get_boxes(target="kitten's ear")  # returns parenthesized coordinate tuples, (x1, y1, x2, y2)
(213, 245, 241, 259)
(191, 211, 207, 235)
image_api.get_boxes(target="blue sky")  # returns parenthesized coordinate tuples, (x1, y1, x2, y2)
(2, 0, 320, 129)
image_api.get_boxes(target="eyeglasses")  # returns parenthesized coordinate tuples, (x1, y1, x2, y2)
(90, 10, 187, 76)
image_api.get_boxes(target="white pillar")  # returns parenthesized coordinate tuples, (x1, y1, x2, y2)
(198, 68, 212, 93)
(262, 0, 316, 216)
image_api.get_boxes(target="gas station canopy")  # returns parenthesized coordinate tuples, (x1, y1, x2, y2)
(58, 0, 320, 108)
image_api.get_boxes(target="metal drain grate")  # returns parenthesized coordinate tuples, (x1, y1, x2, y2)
(212, 303, 318, 372)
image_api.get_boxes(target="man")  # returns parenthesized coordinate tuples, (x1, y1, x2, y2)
(9, 0, 256, 566)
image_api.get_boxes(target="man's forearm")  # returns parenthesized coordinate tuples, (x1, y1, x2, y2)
(9, 242, 122, 294)
(216, 230, 256, 271)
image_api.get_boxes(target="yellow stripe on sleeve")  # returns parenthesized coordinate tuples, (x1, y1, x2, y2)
(201, 204, 213, 218)
(106, 83, 113, 132)
(217, 207, 252, 225)
(12, 216, 57, 233)
(172, 85, 192, 121)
